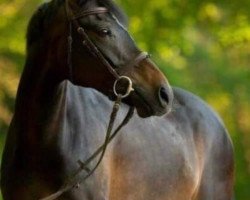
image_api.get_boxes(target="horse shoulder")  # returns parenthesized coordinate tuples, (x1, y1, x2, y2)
(173, 87, 234, 199)
(173, 87, 233, 159)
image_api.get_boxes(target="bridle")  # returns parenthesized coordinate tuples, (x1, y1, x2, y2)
(65, 2, 150, 94)
(40, 2, 149, 200)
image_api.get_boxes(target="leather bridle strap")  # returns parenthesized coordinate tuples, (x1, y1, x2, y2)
(77, 26, 120, 79)
(126, 51, 150, 69)
(71, 7, 108, 20)
(39, 102, 135, 200)
(75, 24, 150, 80)
(39, 3, 151, 200)
(65, 3, 150, 81)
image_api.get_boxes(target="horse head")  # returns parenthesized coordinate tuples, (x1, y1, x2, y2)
(48, 0, 174, 118)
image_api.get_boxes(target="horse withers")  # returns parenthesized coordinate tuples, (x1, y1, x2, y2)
(1, 0, 234, 199)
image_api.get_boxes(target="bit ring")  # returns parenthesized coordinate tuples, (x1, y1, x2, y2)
(113, 76, 134, 98)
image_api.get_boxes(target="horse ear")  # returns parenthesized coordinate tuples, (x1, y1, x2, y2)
(66, 0, 90, 16)
(77, 0, 89, 6)
(67, 0, 89, 7)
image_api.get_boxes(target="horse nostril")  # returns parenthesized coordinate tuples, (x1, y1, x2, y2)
(159, 86, 170, 107)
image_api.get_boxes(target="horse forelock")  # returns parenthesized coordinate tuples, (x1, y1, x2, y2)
(26, 3, 49, 48)
(26, 0, 63, 49)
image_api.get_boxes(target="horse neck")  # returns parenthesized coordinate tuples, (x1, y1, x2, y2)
(14, 42, 68, 146)
(13, 48, 110, 150)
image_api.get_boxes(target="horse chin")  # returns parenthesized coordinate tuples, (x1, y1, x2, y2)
(127, 92, 168, 118)
(135, 106, 154, 118)
(136, 104, 168, 118)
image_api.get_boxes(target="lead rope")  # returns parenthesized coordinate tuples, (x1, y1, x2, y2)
(39, 78, 135, 200)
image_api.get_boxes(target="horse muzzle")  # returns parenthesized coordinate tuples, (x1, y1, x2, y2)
(125, 83, 173, 118)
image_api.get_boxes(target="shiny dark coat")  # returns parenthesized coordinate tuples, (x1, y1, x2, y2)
(0, 0, 234, 199)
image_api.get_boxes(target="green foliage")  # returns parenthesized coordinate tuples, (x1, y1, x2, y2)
(117, 0, 250, 198)
(0, 0, 250, 199)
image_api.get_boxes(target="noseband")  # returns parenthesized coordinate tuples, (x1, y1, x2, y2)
(40, 3, 150, 200)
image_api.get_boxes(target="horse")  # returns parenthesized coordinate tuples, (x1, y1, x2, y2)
(0, 0, 234, 199)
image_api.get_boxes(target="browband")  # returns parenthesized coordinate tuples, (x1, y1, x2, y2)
(71, 7, 108, 20)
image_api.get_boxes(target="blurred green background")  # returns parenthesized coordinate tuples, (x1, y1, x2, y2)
(0, 0, 249, 199)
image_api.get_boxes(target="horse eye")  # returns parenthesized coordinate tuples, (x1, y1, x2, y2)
(98, 28, 111, 37)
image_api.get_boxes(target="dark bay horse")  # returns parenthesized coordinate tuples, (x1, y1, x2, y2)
(1, 0, 234, 199)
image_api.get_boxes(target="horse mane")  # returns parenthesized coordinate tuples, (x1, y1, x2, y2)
(26, 2, 52, 49)
(26, 0, 128, 49)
